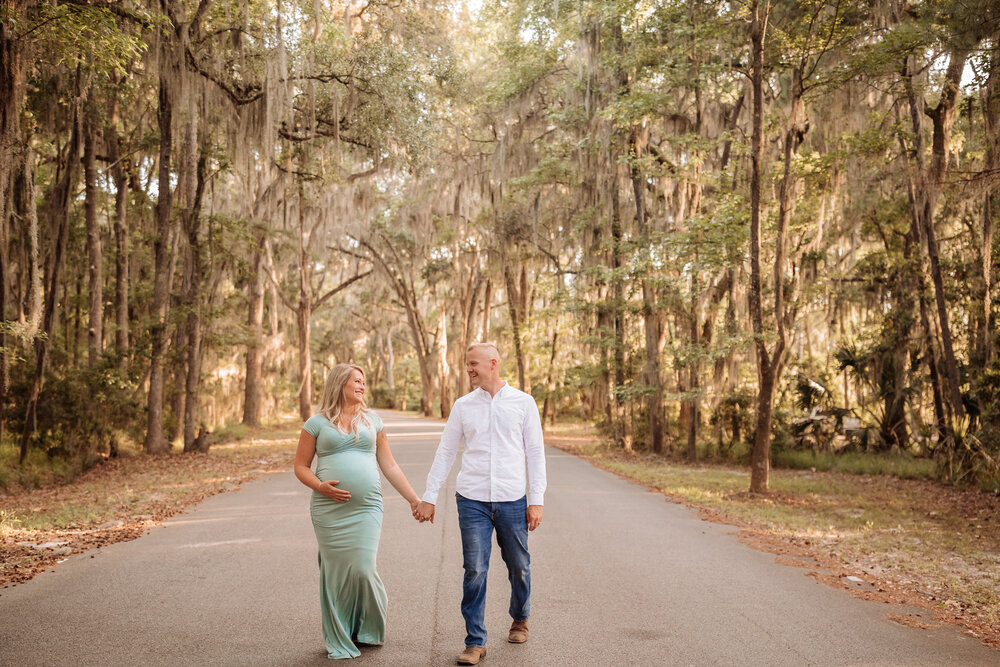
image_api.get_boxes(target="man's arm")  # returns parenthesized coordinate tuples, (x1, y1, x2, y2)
(523, 397, 546, 530)
(416, 402, 464, 523)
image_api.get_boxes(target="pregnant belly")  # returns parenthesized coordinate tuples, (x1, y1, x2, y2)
(314, 450, 382, 508)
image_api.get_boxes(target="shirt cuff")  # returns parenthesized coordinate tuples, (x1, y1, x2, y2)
(421, 490, 439, 505)
(528, 493, 544, 506)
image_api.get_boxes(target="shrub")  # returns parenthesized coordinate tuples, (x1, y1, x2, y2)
(7, 360, 144, 469)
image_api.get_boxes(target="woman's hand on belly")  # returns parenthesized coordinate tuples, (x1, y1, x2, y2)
(317, 480, 351, 502)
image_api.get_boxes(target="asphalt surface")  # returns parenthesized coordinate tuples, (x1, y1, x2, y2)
(1, 410, 996, 666)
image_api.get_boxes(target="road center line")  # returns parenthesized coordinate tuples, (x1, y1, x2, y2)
(177, 538, 262, 549)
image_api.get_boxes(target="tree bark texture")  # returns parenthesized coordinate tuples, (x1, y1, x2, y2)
(503, 259, 527, 392)
(183, 153, 207, 451)
(107, 112, 130, 359)
(479, 279, 492, 341)
(541, 329, 558, 428)
(297, 182, 312, 421)
(20, 80, 81, 462)
(904, 51, 969, 423)
(84, 116, 102, 364)
(437, 306, 450, 418)
(297, 293, 312, 420)
(981, 62, 999, 365)
(610, 170, 627, 449)
(2, 0, 31, 438)
(145, 69, 174, 455)
(456, 262, 482, 400)
(0, 0, 29, 247)
(632, 129, 666, 454)
(897, 109, 948, 439)
(243, 231, 266, 425)
(21, 147, 41, 337)
(748, 0, 773, 493)
(688, 291, 699, 461)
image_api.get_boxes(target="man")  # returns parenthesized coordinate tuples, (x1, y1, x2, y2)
(415, 343, 546, 666)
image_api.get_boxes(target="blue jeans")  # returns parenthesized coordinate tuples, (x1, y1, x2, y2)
(455, 493, 531, 647)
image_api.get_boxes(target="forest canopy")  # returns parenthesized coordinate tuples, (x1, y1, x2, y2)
(1, 0, 998, 493)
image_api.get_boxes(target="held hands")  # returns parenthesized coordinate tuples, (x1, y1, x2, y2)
(317, 480, 351, 502)
(408, 502, 535, 527)
(413, 501, 435, 524)
(409, 499, 430, 523)
(527, 505, 543, 531)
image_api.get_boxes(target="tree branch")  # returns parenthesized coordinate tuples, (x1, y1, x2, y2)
(185, 49, 264, 105)
(314, 269, 374, 309)
(261, 259, 294, 311)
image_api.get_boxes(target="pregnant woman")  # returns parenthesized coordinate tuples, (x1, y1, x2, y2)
(294, 363, 424, 659)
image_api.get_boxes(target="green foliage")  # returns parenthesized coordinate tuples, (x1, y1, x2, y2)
(0, 437, 77, 491)
(3, 0, 999, 496)
(937, 417, 1000, 493)
(793, 374, 829, 411)
(370, 358, 424, 412)
(6, 359, 145, 472)
(28, 4, 150, 77)
(710, 391, 756, 453)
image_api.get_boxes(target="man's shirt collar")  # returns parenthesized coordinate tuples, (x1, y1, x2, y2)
(474, 381, 509, 399)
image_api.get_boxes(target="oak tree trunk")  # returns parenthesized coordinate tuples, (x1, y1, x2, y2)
(145, 70, 174, 455)
(297, 183, 312, 421)
(437, 306, 450, 418)
(84, 116, 102, 364)
(904, 51, 970, 423)
(243, 231, 266, 425)
(610, 168, 627, 449)
(107, 114, 130, 359)
(20, 78, 81, 462)
(503, 260, 527, 391)
(688, 292, 699, 461)
(747, 0, 773, 493)
(981, 63, 999, 365)
(479, 279, 492, 341)
(633, 131, 666, 454)
(541, 329, 558, 428)
(183, 153, 207, 451)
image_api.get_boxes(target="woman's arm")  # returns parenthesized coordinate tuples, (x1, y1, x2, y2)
(294, 429, 350, 502)
(375, 429, 421, 511)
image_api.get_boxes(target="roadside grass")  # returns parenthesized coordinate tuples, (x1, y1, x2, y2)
(0, 443, 79, 491)
(683, 438, 938, 480)
(773, 448, 938, 480)
(545, 423, 1000, 644)
(0, 421, 302, 588)
(210, 421, 252, 445)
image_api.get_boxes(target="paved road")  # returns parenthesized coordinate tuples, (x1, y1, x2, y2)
(1, 410, 995, 666)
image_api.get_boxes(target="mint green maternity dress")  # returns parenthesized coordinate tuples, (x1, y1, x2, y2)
(303, 412, 388, 660)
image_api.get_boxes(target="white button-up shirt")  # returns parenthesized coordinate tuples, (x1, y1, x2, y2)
(422, 382, 547, 506)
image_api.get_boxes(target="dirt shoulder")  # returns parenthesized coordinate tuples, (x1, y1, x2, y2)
(544, 424, 1000, 651)
(0, 424, 300, 592)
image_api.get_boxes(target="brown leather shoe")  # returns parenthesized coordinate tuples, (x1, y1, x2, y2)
(457, 645, 486, 665)
(508, 619, 529, 644)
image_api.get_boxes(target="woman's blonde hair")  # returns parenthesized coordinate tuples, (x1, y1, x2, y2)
(318, 363, 372, 440)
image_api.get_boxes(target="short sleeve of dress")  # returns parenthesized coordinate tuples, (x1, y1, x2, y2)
(303, 414, 327, 438)
(368, 410, 384, 434)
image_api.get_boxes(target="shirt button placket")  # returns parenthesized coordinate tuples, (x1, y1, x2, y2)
(489, 395, 496, 502)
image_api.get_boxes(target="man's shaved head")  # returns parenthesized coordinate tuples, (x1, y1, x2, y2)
(466, 343, 501, 363)
(465, 343, 503, 393)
